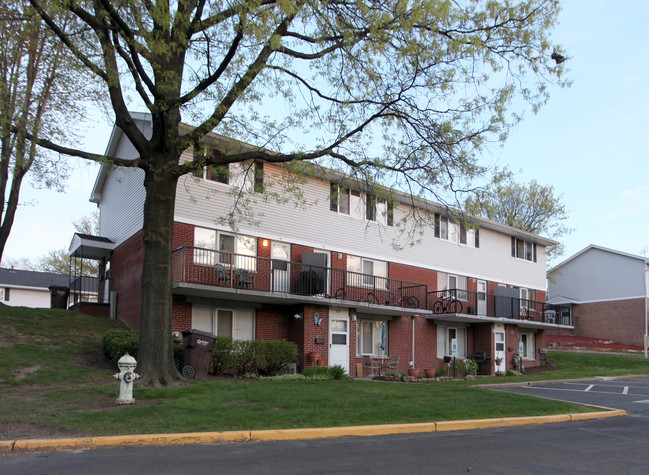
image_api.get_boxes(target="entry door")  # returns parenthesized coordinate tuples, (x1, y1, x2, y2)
(477, 280, 487, 315)
(494, 330, 506, 372)
(271, 242, 290, 292)
(313, 250, 331, 295)
(329, 311, 349, 373)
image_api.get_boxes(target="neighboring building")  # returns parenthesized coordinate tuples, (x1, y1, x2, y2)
(548, 245, 649, 349)
(0, 268, 68, 308)
(78, 113, 572, 376)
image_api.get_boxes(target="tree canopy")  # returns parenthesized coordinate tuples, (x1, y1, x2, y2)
(26, 0, 568, 385)
(0, 0, 97, 263)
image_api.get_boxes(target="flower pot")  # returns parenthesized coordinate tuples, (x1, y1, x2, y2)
(423, 369, 435, 378)
(316, 359, 325, 366)
(407, 368, 419, 377)
(308, 352, 319, 362)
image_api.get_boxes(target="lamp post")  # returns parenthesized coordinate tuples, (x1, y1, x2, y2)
(644, 263, 648, 359)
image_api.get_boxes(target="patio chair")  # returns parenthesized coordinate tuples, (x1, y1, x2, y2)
(363, 356, 379, 377)
(235, 268, 255, 289)
(214, 263, 231, 285)
(387, 355, 399, 372)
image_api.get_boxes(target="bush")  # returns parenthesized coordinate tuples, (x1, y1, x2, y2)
(435, 367, 447, 377)
(329, 365, 346, 380)
(101, 328, 183, 367)
(460, 358, 479, 376)
(212, 338, 298, 376)
(505, 370, 522, 376)
(302, 365, 333, 380)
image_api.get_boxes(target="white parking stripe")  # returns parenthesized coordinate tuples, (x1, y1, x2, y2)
(585, 384, 594, 392)
(623, 386, 629, 395)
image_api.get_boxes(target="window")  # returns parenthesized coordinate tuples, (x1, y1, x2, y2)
(192, 305, 255, 340)
(356, 319, 388, 356)
(511, 237, 537, 262)
(193, 227, 257, 270)
(459, 223, 479, 248)
(330, 184, 393, 226)
(0, 288, 8, 301)
(437, 326, 467, 358)
(519, 288, 535, 310)
(442, 273, 467, 301)
(347, 255, 387, 288)
(519, 332, 536, 359)
(193, 161, 263, 192)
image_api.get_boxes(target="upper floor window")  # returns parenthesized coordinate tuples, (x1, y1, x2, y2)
(193, 161, 264, 192)
(435, 214, 479, 247)
(511, 237, 537, 262)
(194, 227, 257, 270)
(330, 183, 393, 225)
(347, 255, 387, 288)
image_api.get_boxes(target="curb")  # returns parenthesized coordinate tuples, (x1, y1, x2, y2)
(0, 410, 626, 454)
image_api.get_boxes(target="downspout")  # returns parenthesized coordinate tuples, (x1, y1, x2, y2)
(411, 315, 416, 367)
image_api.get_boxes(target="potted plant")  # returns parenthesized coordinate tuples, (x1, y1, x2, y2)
(424, 368, 435, 378)
(308, 352, 319, 363)
(512, 353, 520, 370)
(407, 360, 419, 377)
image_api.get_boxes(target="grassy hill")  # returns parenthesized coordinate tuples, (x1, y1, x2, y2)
(1, 306, 647, 440)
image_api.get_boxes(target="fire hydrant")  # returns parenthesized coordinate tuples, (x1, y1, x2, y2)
(114, 353, 139, 405)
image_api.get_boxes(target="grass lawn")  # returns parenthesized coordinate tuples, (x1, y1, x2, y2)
(1, 306, 647, 439)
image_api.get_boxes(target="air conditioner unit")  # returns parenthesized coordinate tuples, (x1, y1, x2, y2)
(278, 363, 297, 375)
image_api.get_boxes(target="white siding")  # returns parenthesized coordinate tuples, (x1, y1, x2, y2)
(4, 288, 51, 308)
(549, 247, 646, 302)
(175, 162, 547, 291)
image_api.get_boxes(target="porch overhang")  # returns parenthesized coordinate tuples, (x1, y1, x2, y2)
(172, 282, 431, 317)
(425, 313, 574, 330)
(69, 233, 114, 260)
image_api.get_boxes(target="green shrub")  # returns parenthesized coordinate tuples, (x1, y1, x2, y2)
(435, 367, 447, 377)
(302, 365, 333, 380)
(101, 328, 183, 367)
(329, 365, 346, 380)
(212, 338, 298, 376)
(101, 329, 140, 362)
(460, 358, 479, 376)
(505, 370, 522, 376)
(258, 340, 298, 376)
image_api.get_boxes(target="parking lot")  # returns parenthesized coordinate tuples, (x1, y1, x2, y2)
(496, 377, 649, 416)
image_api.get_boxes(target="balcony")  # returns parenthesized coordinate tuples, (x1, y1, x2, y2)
(426, 289, 572, 326)
(171, 246, 571, 326)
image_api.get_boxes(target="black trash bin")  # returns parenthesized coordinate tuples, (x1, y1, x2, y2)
(181, 329, 217, 380)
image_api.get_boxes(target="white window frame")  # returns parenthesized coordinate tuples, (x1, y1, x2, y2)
(437, 325, 467, 358)
(447, 274, 468, 301)
(193, 227, 257, 271)
(192, 305, 255, 340)
(519, 331, 536, 360)
(347, 255, 387, 289)
(356, 319, 388, 357)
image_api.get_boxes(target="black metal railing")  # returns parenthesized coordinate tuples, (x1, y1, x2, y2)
(171, 246, 572, 325)
(69, 275, 103, 306)
(428, 289, 571, 325)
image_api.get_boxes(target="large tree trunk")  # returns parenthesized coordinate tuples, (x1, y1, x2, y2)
(136, 164, 182, 386)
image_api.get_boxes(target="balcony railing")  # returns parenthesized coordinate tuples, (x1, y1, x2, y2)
(428, 289, 571, 325)
(172, 246, 428, 308)
(171, 246, 571, 325)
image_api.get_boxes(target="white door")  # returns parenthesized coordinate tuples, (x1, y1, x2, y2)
(329, 311, 349, 373)
(494, 330, 506, 372)
(271, 242, 290, 292)
(477, 280, 487, 315)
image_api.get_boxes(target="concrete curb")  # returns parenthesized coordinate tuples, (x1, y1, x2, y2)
(0, 410, 626, 454)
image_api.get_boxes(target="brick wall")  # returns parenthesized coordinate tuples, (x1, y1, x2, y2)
(568, 298, 647, 347)
(109, 231, 144, 329)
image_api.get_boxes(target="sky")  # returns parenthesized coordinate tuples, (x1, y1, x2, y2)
(2, 0, 648, 268)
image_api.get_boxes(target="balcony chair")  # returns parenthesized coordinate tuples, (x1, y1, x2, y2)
(235, 268, 255, 289)
(214, 263, 231, 285)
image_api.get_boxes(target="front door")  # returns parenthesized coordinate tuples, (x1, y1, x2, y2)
(477, 280, 487, 315)
(494, 329, 506, 372)
(329, 310, 349, 373)
(271, 242, 290, 292)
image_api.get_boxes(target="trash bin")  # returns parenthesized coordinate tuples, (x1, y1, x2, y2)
(181, 329, 217, 380)
(49, 286, 69, 309)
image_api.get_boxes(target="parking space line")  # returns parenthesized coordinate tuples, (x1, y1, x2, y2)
(585, 384, 594, 392)
(623, 386, 629, 395)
